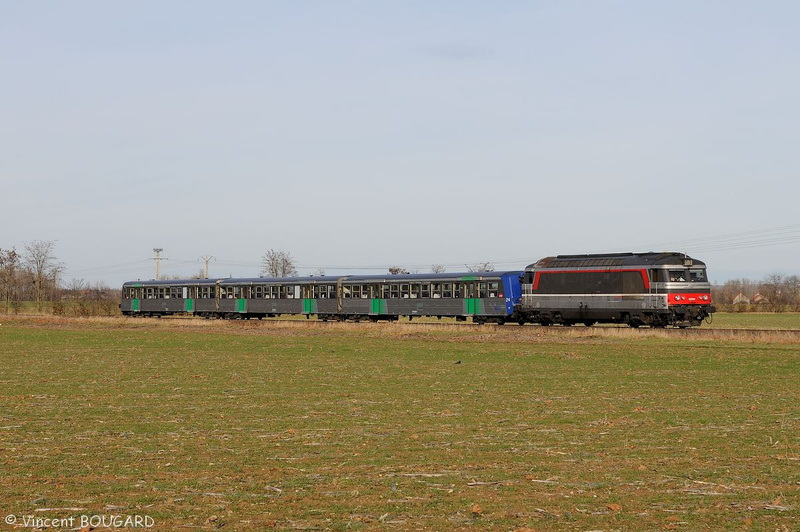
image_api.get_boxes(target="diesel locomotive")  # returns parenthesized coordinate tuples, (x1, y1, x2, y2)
(120, 252, 715, 327)
(518, 252, 715, 327)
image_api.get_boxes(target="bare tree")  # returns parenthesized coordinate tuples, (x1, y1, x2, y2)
(388, 266, 410, 275)
(260, 249, 298, 277)
(23, 240, 64, 308)
(0, 248, 21, 313)
(430, 264, 446, 273)
(466, 262, 495, 272)
(761, 273, 788, 312)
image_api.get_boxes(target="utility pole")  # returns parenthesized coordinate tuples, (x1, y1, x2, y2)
(199, 255, 215, 279)
(152, 248, 166, 280)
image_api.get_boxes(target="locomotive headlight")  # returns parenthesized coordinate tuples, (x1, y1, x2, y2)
(701, 295, 709, 301)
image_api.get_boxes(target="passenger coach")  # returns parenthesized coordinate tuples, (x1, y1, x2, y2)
(121, 271, 523, 323)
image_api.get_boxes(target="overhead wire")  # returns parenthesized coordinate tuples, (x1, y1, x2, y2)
(62, 223, 800, 282)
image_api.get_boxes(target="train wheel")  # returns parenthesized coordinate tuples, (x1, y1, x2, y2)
(583, 321, 595, 327)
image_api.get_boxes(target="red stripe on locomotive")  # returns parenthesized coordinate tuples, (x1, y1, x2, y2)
(532, 269, 651, 290)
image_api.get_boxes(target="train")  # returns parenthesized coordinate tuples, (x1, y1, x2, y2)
(120, 252, 716, 327)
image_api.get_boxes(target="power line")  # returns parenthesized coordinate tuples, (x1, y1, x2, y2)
(61, 222, 800, 282)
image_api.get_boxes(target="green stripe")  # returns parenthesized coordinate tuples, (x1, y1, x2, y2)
(464, 298, 475, 315)
(132, 299, 140, 312)
(185, 299, 194, 313)
(370, 299, 387, 315)
(463, 298, 485, 315)
(236, 299, 246, 313)
(303, 299, 317, 314)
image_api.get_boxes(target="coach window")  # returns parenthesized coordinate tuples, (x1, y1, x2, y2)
(420, 283, 430, 298)
(400, 284, 410, 298)
(409, 284, 419, 298)
(431, 283, 442, 298)
(442, 283, 453, 298)
(158, 287, 168, 299)
(476, 282, 488, 298)
(390, 284, 400, 298)
(170, 287, 182, 299)
(488, 281, 499, 297)
(459, 282, 474, 298)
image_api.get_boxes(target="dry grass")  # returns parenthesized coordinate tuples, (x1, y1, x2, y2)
(0, 316, 797, 530)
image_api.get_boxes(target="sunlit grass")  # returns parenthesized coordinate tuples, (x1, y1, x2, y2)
(0, 317, 797, 530)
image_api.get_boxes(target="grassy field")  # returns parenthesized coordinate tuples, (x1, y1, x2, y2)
(0, 317, 797, 531)
(707, 312, 800, 330)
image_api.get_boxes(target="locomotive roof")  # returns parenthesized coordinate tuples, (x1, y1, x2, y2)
(525, 252, 707, 270)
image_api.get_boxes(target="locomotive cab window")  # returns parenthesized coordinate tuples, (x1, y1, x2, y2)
(689, 269, 707, 282)
(668, 270, 687, 282)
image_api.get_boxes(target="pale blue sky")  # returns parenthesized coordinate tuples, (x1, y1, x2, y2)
(2, 1, 799, 285)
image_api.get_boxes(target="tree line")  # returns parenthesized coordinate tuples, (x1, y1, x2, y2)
(5, 241, 800, 315)
(711, 274, 800, 312)
(1, 241, 117, 315)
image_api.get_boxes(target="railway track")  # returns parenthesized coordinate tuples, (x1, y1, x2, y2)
(146, 315, 800, 341)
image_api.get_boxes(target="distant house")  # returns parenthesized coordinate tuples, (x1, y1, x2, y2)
(733, 292, 750, 305)
(752, 292, 768, 305)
